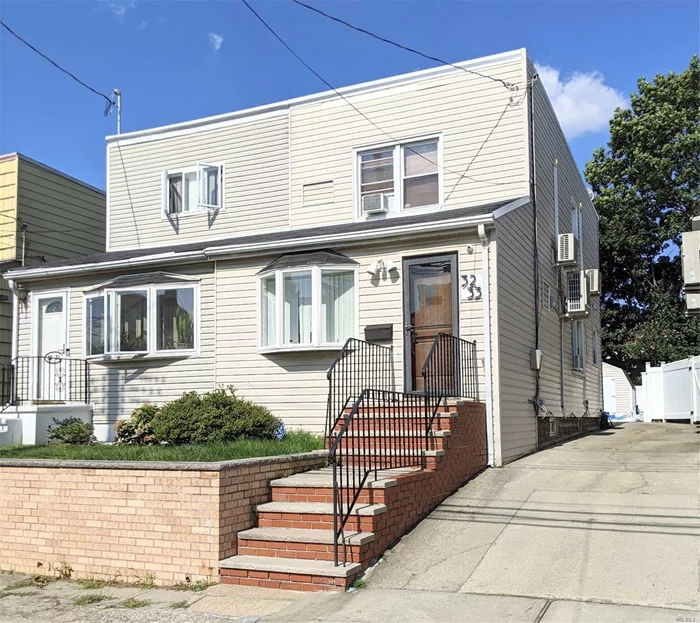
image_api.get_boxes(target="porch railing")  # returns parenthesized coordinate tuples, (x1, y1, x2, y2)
(325, 338, 393, 439)
(330, 388, 427, 565)
(421, 333, 479, 432)
(0, 355, 90, 411)
(327, 333, 479, 566)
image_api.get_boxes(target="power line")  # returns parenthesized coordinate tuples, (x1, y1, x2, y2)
(241, 0, 518, 188)
(0, 20, 113, 108)
(290, 0, 518, 92)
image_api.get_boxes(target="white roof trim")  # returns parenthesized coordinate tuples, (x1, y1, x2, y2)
(105, 49, 524, 147)
(5, 209, 504, 282)
(492, 196, 530, 219)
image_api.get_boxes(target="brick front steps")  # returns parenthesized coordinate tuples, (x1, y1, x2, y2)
(219, 401, 487, 591)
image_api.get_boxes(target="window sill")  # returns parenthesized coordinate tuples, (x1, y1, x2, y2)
(571, 369, 586, 377)
(88, 351, 198, 363)
(161, 207, 224, 220)
(259, 344, 345, 355)
(357, 203, 443, 222)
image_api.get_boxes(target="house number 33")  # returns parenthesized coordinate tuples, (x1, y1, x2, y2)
(461, 274, 482, 301)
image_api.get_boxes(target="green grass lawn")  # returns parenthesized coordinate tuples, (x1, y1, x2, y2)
(0, 431, 325, 462)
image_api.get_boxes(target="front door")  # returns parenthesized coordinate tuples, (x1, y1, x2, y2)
(34, 293, 68, 402)
(403, 254, 459, 392)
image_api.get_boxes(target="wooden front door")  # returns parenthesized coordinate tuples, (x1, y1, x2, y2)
(403, 254, 459, 392)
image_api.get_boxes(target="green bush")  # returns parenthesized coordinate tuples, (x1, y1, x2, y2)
(47, 417, 95, 445)
(114, 404, 160, 446)
(151, 386, 281, 445)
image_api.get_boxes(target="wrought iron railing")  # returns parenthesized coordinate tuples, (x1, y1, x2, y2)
(325, 338, 393, 439)
(421, 333, 479, 431)
(327, 332, 479, 566)
(0, 355, 90, 411)
(330, 388, 427, 565)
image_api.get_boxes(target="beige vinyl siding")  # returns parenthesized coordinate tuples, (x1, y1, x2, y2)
(492, 60, 602, 464)
(494, 204, 538, 462)
(289, 59, 528, 229)
(603, 362, 636, 415)
(107, 114, 290, 251)
(16, 157, 105, 263)
(527, 61, 602, 424)
(215, 233, 486, 433)
(17, 265, 216, 437)
(0, 157, 19, 366)
(0, 156, 19, 263)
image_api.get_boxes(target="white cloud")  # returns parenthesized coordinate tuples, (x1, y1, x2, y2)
(138, 20, 147, 30)
(535, 63, 627, 139)
(107, 0, 135, 17)
(209, 33, 224, 51)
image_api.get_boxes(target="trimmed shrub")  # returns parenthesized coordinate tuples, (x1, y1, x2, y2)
(114, 404, 160, 446)
(47, 417, 95, 445)
(151, 386, 281, 445)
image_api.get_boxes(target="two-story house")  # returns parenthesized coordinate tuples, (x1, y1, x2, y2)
(3, 48, 601, 464)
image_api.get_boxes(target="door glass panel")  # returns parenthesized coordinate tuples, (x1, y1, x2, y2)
(406, 259, 455, 392)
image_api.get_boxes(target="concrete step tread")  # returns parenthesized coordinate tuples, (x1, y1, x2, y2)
(271, 466, 421, 489)
(219, 555, 361, 578)
(257, 501, 387, 516)
(341, 430, 452, 438)
(238, 527, 375, 546)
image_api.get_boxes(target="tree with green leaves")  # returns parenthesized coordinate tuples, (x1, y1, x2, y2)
(585, 57, 700, 381)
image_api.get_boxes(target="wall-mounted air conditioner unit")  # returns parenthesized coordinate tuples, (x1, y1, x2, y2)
(585, 269, 601, 296)
(682, 230, 700, 290)
(565, 270, 589, 317)
(686, 290, 700, 316)
(361, 193, 391, 215)
(557, 233, 579, 266)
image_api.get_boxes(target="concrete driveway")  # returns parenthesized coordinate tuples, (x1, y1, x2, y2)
(266, 423, 700, 622)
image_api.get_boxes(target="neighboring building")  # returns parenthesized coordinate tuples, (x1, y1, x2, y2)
(3, 49, 601, 464)
(0, 153, 105, 367)
(602, 362, 637, 419)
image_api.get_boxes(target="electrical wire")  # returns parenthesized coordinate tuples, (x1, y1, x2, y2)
(290, 0, 518, 92)
(0, 20, 113, 108)
(241, 0, 518, 188)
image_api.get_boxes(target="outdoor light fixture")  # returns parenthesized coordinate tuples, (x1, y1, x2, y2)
(367, 259, 398, 277)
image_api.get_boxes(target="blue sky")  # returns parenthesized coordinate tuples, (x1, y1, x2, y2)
(1, 0, 698, 191)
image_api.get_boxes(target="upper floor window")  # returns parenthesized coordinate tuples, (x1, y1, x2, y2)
(572, 319, 585, 372)
(357, 137, 442, 218)
(85, 276, 198, 358)
(164, 163, 223, 216)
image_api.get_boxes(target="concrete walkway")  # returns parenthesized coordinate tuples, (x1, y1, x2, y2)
(267, 423, 700, 622)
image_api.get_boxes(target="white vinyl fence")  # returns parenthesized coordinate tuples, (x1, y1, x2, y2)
(639, 357, 700, 423)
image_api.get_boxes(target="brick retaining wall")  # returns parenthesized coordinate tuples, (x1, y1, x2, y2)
(0, 451, 327, 585)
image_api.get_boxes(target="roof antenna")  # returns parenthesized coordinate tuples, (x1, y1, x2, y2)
(105, 89, 122, 134)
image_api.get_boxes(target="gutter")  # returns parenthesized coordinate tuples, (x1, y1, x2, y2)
(5, 212, 496, 283)
(478, 224, 496, 466)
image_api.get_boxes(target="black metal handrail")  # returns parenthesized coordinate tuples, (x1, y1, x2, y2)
(330, 388, 427, 566)
(0, 355, 90, 411)
(421, 333, 479, 433)
(325, 338, 393, 439)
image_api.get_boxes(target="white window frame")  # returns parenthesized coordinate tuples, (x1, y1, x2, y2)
(592, 329, 599, 365)
(83, 282, 200, 360)
(258, 264, 359, 353)
(354, 134, 443, 221)
(162, 162, 224, 218)
(572, 319, 585, 372)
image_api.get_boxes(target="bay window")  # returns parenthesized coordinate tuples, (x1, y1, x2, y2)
(260, 266, 356, 351)
(357, 136, 442, 218)
(85, 282, 198, 357)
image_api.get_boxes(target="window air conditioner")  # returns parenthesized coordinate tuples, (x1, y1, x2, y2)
(362, 193, 391, 215)
(565, 270, 589, 316)
(557, 233, 579, 266)
(585, 269, 601, 296)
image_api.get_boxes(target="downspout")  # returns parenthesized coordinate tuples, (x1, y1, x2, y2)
(478, 224, 495, 466)
(528, 75, 542, 423)
(8, 279, 18, 364)
(554, 160, 565, 416)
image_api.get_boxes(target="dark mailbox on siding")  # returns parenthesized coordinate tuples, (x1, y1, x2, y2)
(364, 324, 393, 343)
